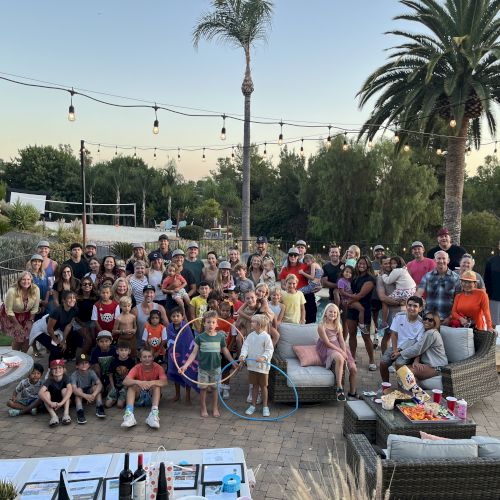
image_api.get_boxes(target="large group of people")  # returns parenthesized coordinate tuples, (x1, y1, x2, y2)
(3, 229, 499, 427)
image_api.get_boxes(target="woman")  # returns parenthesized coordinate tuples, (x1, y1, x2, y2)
(0, 272, 40, 351)
(37, 240, 58, 284)
(202, 251, 219, 286)
(75, 277, 98, 354)
(98, 255, 119, 286)
(248, 255, 264, 287)
(112, 277, 137, 309)
(148, 253, 167, 306)
(457, 253, 485, 290)
(85, 257, 101, 284)
(52, 264, 80, 308)
(127, 260, 148, 305)
(346, 256, 377, 370)
(28, 254, 50, 318)
(227, 246, 241, 276)
(126, 243, 148, 275)
(395, 311, 448, 381)
(451, 270, 493, 332)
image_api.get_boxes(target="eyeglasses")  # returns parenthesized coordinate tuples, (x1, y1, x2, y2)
(423, 317, 435, 322)
(82, 282, 93, 286)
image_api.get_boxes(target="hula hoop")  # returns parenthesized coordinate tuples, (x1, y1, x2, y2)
(172, 316, 245, 387)
(217, 359, 299, 422)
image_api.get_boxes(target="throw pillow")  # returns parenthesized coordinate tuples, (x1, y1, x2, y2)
(292, 345, 323, 367)
(419, 431, 448, 441)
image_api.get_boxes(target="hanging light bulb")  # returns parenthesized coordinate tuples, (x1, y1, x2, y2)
(300, 139, 304, 157)
(393, 130, 400, 143)
(278, 121, 284, 146)
(154, 148, 157, 160)
(326, 126, 332, 148)
(263, 142, 267, 159)
(342, 132, 349, 151)
(494, 141, 497, 155)
(133, 147, 137, 158)
(367, 140, 373, 150)
(97, 144, 100, 154)
(202, 148, 206, 162)
(152, 105, 159, 134)
(68, 89, 76, 122)
(220, 114, 226, 140)
(115, 146, 118, 156)
(466, 146, 471, 156)
(436, 148, 442, 156)
(449, 117, 457, 128)
(403, 144, 410, 152)
(231, 146, 235, 160)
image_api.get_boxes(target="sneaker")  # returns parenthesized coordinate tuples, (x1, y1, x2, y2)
(222, 388, 230, 400)
(336, 388, 346, 401)
(8, 409, 21, 417)
(76, 409, 87, 425)
(388, 366, 396, 373)
(372, 336, 379, 349)
(368, 363, 377, 371)
(245, 405, 256, 416)
(121, 411, 137, 428)
(262, 406, 270, 417)
(146, 410, 160, 429)
(31, 408, 38, 416)
(95, 405, 106, 418)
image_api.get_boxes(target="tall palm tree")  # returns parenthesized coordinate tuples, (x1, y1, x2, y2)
(193, 0, 273, 252)
(357, 0, 500, 244)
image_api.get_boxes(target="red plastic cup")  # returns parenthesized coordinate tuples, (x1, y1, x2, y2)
(446, 396, 457, 413)
(381, 382, 392, 394)
(432, 389, 443, 404)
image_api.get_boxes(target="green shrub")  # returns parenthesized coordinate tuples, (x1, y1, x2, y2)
(0, 214, 10, 235)
(111, 241, 134, 260)
(53, 219, 82, 246)
(7, 201, 40, 230)
(178, 225, 204, 241)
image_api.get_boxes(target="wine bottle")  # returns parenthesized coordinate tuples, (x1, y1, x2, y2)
(58, 469, 70, 500)
(119, 452, 133, 500)
(155, 462, 169, 499)
(133, 453, 146, 500)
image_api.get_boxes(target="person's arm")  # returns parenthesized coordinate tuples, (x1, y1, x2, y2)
(158, 305, 169, 326)
(237, 306, 253, 322)
(60, 382, 73, 404)
(239, 337, 249, 360)
(91, 304, 102, 333)
(221, 346, 234, 364)
(389, 330, 399, 357)
(376, 278, 400, 306)
(179, 344, 200, 372)
(381, 268, 402, 285)
(299, 304, 306, 324)
(276, 304, 286, 325)
(108, 371, 115, 390)
(148, 367, 168, 388)
(416, 273, 428, 298)
(350, 281, 375, 302)
(112, 318, 122, 337)
(38, 385, 54, 406)
(400, 331, 435, 360)
(29, 288, 41, 316)
(480, 291, 494, 331)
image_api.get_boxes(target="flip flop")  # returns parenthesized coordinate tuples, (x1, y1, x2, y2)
(49, 416, 59, 427)
(61, 415, 72, 425)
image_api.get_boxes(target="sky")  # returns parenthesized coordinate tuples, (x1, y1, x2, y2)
(0, 0, 493, 181)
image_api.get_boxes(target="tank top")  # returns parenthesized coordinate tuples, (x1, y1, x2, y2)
(269, 302, 282, 317)
(95, 300, 118, 331)
(144, 322, 166, 355)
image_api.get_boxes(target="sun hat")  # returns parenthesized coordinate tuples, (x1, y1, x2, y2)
(460, 270, 478, 282)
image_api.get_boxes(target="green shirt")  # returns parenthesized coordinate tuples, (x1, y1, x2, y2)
(195, 331, 226, 371)
(184, 259, 205, 285)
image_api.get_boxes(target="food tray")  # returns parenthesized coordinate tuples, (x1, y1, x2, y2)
(397, 402, 461, 424)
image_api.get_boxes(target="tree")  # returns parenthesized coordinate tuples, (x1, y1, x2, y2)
(461, 211, 500, 246)
(193, 0, 273, 252)
(463, 155, 500, 217)
(357, 0, 500, 244)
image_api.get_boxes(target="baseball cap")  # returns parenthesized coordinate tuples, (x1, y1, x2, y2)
(85, 241, 97, 248)
(30, 254, 44, 261)
(288, 247, 300, 255)
(411, 241, 424, 249)
(437, 227, 450, 236)
(187, 241, 199, 249)
(70, 242, 83, 250)
(373, 244, 385, 252)
(37, 240, 50, 248)
(256, 236, 268, 244)
(295, 239, 307, 247)
(460, 270, 478, 282)
(143, 284, 156, 293)
(158, 234, 169, 241)
(150, 251, 162, 260)
(96, 330, 112, 340)
(76, 353, 90, 364)
(218, 260, 231, 270)
(133, 242, 145, 249)
(172, 249, 185, 257)
(49, 359, 65, 368)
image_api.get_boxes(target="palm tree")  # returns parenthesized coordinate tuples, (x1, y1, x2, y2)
(193, 0, 273, 252)
(357, 0, 500, 244)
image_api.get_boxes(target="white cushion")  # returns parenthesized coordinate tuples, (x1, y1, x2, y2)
(347, 400, 377, 421)
(276, 323, 319, 359)
(419, 375, 443, 391)
(284, 357, 335, 387)
(471, 436, 500, 458)
(387, 434, 478, 460)
(439, 326, 475, 363)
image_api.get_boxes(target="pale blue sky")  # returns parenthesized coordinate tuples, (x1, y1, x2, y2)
(0, 0, 489, 179)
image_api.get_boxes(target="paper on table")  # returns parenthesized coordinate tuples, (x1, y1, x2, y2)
(202, 448, 235, 464)
(69, 454, 112, 480)
(30, 457, 70, 482)
(0, 460, 25, 481)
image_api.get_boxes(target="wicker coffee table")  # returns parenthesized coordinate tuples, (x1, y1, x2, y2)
(363, 396, 476, 447)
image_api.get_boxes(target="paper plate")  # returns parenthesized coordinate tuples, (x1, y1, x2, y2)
(374, 398, 382, 404)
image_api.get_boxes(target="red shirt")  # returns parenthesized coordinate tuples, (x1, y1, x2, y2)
(407, 258, 436, 287)
(95, 300, 118, 332)
(128, 362, 167, 382)
(279, 263, 308, 289)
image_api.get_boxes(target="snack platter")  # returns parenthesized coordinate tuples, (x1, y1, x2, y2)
(397, 402, 461, 424)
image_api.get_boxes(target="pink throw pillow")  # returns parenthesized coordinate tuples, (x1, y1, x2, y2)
(293, 345, 323, 367)
(420, 431, 448, 441)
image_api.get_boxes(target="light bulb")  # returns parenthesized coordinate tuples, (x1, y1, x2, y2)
(436, 148, 442, 156)
(202, 148, 206, 162)
(278, 133, 283, 146)
(154, 148, 157, 159)
(393, 132, 400, 144)
(300, 146, 304, 157)
(263, 143, 267, 159)
(342, 141, 349, 151)
(403, 144, 410, 152)
(367, 140, 373, 150)
(153, 119, 159, 135)
(177, 148, 181, 162)
(115, 146, 118, 156)
(326, 136, 331, 148)
(68, 104, 75, 122)
(466, 146, 471, 156)
(220, 127, 226, 141)
(450, 118, 457, 128)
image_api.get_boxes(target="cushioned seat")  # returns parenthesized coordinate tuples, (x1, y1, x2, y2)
(284, 357, 335, 387)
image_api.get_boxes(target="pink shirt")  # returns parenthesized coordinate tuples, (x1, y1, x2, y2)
(407, 258, 436, 287)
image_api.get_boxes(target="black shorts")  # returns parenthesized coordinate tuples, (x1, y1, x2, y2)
(347, 307, 371, 327)
(371, 299, 382, 312)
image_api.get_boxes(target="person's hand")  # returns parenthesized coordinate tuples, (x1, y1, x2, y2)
(256, 356, 266, 363)
(178, 365, 186, 374)
(59, 340, 67, 352)
(51, 401, 59, 409)
(298, 269, 304, 275)
(87, 394, 96, 403)
(413, 361, 424, 374)
(390, 350, 400, 360)
(459, 316, 469, 326)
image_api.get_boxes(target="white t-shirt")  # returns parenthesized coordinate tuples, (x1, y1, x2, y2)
(389, 312, 424, 347)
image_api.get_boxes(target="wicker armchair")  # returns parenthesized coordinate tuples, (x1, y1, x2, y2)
(442, 330, 498, 406)
(346, 433, 500, 499)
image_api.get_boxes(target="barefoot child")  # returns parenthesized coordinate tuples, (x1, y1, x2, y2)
(142, 310, 167, 363)
(162, 263, 191, 316)
(106, 341, 136, 409)
(113, 296, 137, 356)
(38, 359, 73, 427)
(71, 353, 106, 424)
(218, 300, 236, 400)
(298, 254, 324, 294)
(179, 310, 233, 418)
(337, 266, 367, 333)
(239, 314, 274, 417)
(7, 363, 44, 416)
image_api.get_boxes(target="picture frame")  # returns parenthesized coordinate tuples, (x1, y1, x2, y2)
(20, 480, 58, 499)
(202, 483, 240, 499)
(201, 463, 245, 484)
(52, 477, 102, 500)
(173, 464, 199, 490)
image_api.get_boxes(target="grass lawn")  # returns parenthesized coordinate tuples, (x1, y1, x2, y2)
(0, 334, 11, 346)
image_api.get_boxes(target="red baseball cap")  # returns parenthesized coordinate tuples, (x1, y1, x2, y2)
(437, 227, 449, 236)
(49, 359, 65, 368)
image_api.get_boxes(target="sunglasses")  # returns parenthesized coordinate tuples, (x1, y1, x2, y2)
(423, 317, 435, 322)
(82, 282, 93, 286)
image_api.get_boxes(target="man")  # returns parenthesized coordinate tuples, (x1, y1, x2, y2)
(148, 234, 172, 264)
(84, 242, 97, 260)
(295, 240, 307, 263)
(484, 241, 500, 327)
(322, 245, 342, 303)
(63, 243, 90, 280)
(379, 296, 425, 383)
(184, 241, 204, 285)
(370, 244, 386, 334)
(246, 236, 274, 268)
(121, 347, 168, 429)
(407, 241, 436, 288)
(371, 244, 386, 274)
(426, 228, 466, 270)
(165, 249, 196, 314)
(417, 250, 460, 324)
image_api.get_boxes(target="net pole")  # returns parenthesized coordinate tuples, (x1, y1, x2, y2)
(80, 139, 87, 246)
(133, 203, 136, 227)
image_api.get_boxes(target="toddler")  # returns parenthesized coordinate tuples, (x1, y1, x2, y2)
(343, 245, 360, 268)
(298, 254, 323, 294)
(261, 258, 276, 286)
(234, 290, 260, 348)
(336, 266, 368, 333)
(113, 296, 137, 356)
(7, 363, 44, 416)
(71, 353, 105, 424)
(281, 274, 306, 324)
(254, 283, 280, 346)
(239, 314, 274, 417)
(142, 310, 167, 363)
(224, 286, 243, 314)
(106, 341, 136, 409)
(162, 263, 191, 315)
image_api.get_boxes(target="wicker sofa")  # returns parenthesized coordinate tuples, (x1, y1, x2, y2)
(346, 433, 500, 499)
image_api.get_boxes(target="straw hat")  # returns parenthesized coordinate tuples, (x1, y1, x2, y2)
(460, 270, 478, 282)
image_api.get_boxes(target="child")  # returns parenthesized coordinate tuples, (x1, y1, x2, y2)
(190, 281, 211, 332)
(381, 256, 417, 329)
(90, 330, 117, 391)
(167, 307, 198, 404)
(316, 303, 358, 400)
(106, 341, 136, 409)
(269, 286, 286, 327)
(254, 283, 280, 346)
(71, 353, 105, 424)
(162, 263, 191, 315)
(261, 258, 276, 286)
(298, 254, 323, 294)
(343, 245, 360, 268)
(113, 296, 137, 356)
(142, 310, 167, 363)
(336, 266, 368, 333)
(233, 264, 255, 299)
(179, 310, 233, 418)
(239, 314, 274, 417)
(207, 291, 223, 314)
(223, 286, 243, 315)
(218, 300, 236, 399)
(38, 359, 73, 426)
(234, 290, 260, 343)
(92, 284, 119, 336)
(281, 274, 306, 324)
(7, 363, 44, 416)
(215, 261, 235, 293)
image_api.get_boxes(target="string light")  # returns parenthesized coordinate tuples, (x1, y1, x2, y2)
(115, 145, 118, 156)
(177, 147, 181, 162)
(403, 144, 410, 152)
(449, 117, 457, 128)
(97, 144, 100, 154)
(152, 105, 159, 134)
(342, 132, 349, 151)
(367, 140, 373, 150)
(263, 142, 267, 159)
(466, 146, 472, 156)
(300, 139, 304, 157)
(436, 148, 442, 156)
(231, 146, 235, 160)
(326, 126, 332, 148)
(220, 114, 226, 140)
(278, 121, 284, 146)
(154, 147, 157, 159)
(133, 147, 137, 158)
(68, 88, 75, 122)
(393, 129, 400, 144)
(494, 141, 497, 154)
(202, 147, 206, 162)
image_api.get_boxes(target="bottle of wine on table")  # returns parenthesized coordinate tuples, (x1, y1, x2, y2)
(155, 462, 169, 499)
(119, 452, 133, 500)
(133, 453, 146, 500)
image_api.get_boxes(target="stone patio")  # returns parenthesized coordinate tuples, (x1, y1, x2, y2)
(0, 346, 499, 499)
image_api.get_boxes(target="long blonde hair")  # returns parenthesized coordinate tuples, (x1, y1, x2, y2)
(15, 271, 39, 301)
(320, 303, 343, 336)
